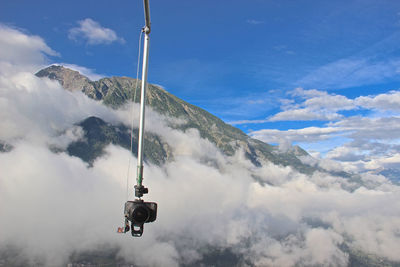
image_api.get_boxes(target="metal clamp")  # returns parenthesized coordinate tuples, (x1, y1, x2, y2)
(135, 185, 149, 198)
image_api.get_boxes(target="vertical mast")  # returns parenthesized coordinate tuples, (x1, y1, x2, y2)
(120, 0, 157, 238)
(135, 0, 151, 198)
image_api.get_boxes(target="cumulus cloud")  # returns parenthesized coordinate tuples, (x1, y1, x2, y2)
(68, 18, 125, 45)
(245, 87, 400, 174)
(230, 119, 269, 125)
(330, 116, 400, 141)
(268, 88, 355, 122)
(266, 88, 400, 122)
(355, 90, 400, 111)
(2, 25, 400, 267)
(229, 88, 352, 124)
(0, 24, 59, 72)
(325, 141, 400, 173)
(250, 127, 342, 149)
(269, 108, 344, 121)
(246, 19, 265, 25)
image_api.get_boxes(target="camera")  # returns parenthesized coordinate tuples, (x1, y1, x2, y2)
(124, 199, 157, 237)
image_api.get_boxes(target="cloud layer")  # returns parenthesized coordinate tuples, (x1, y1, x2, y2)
(1, 24, 400, 267)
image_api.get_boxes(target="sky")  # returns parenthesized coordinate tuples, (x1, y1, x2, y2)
(1, 0, 400, 171)
(1, 1, 400, 266)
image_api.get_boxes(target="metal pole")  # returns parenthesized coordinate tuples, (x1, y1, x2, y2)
(136, 32, 149, 188)
(136, 0, 151, 194)
(143, 0, 151, 33)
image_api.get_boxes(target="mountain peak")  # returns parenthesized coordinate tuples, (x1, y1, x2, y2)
(36, 65, 93, 92)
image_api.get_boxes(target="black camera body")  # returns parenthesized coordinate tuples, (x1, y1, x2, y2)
(124, 199, 157, 237)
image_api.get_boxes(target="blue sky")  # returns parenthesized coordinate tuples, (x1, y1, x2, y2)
(2, 0, 400, 173)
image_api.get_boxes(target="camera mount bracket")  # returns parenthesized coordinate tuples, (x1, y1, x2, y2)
(135, 184, 148, 198)
(131, 224, 144, 237)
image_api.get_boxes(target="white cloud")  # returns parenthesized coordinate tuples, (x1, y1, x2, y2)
(304, 94, 354, 111)
(0, 69, 121, 145)
(325, 146, 365, 162)
(227, 89, 351, 125)
(246, 88, 400, 174)
(250, 127, 343, 146)
(0, 24, 59, 71)
(297, 57, 400, 89)
(290, 87, 328, 98)
(355, 90, 400, 111)
(68, 18, 125, 45)
(294, 32, 400, 90)
(331, 116, 400, 141)
(268, 88, 355, 122)
(361, 154, 400, 171)
(246, 19, 265, 25)
(230, 119, 269, 125)
(269, 108, 344, 121)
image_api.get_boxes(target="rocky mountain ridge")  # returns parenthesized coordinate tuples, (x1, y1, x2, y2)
(36, 65, 315, 173)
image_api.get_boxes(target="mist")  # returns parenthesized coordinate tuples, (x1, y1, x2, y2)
(1, 24, 400, 267)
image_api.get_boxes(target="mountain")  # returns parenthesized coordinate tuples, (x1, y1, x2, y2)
(36, 65, 315, 173)
(0, 141, 12, 152)
(65, 116, 170, 166)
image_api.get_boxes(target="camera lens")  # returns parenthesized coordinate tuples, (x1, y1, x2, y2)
(132, 205, 149, 223)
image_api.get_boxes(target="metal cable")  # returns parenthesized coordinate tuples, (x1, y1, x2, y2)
(126, 30, 143, 201)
